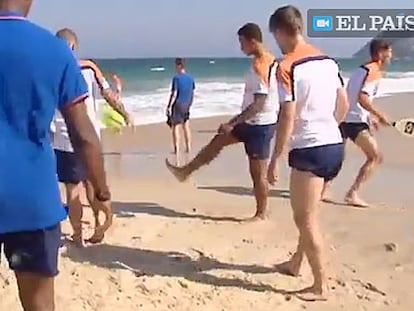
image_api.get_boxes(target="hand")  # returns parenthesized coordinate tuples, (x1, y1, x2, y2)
(123, 112, 133, 127)
(377, 114, 390, 126)
(369, 118, 379, 132)
(218, 123, 234, 135)
(267, 160, 279, 186)
(86, 199, 113, 244)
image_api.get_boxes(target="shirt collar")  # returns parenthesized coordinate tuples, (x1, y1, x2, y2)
(0, 11, 26, 20)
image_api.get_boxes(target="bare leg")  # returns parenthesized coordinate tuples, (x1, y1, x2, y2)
(16, 272, 55, 311)
(345, 131, 381, 208)
(65, 183, 84, 247)
(290, 169, 327, 301)
(246, 158, 269, 221)
(83, 180, 100, 228)
(165, 133, 239, 182)
(321, 140, 346, 202)
(170, 124, 180, 165)
(83, 180, 112, 244)
(183, 120, 192, 154)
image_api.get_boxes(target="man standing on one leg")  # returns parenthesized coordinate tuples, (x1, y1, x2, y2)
(338, 39, 392, 208)
(166, 23, 279, 221)
(0, 1, 112, 310)
(166, 58, 195, 164)
(267, 6, 349, 301)
(53, 28, 131, 245)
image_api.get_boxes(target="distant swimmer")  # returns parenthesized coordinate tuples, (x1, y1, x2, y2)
(53, 28, 131, 246)
(332, 39, 392, 208)
(166, 23, 278, 221)
(268, 6, 349, 301)
(166, 58, 195, 163)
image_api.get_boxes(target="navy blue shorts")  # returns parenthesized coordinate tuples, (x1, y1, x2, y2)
(339, 122, 370, 142)
(288, 143, 344, 181)
(0, 224, 61, 276)
(231, 123, 276, 160)
(55, 149, 87, 184)
(167, 102, 190, 127)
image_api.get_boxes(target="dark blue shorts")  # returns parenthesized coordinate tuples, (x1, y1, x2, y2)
(55, 149, 87, 184)
(0, 224, 61, 276)
(288, 143, 344, 181)
(339, 122, 370, 142)
(231, 123, 276, 160)
(167, 102, 190, 127)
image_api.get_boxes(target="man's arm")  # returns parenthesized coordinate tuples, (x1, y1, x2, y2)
(61, 101, 109, 196)
(334, 71, 349, 124)
(101, 88, 130, 123)
(228, 94, 267, 126)
(82, 60, 130, 124)
(167, 77, 177, 113)
(270, 64, 294, 162)
(335, 87, 349, 124)
(228, 62, 269, 126)
(358, 92, 388, 124)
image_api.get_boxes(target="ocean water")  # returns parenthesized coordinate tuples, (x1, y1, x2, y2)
(94, 57, 414, 125)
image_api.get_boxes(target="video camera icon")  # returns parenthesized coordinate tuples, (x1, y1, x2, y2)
(312, 16, 333, 31)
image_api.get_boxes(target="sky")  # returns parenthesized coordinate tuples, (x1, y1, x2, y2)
(29, 0, 412, 59)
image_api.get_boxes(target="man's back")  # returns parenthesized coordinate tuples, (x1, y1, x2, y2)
(0, 12, 88, 233)
(172, 73, 195, 105)
(278, 42, 343, 149)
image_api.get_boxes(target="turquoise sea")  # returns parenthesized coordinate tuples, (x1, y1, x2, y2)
(94, 57, 414, 125)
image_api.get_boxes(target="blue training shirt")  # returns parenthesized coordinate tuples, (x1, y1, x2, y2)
(171, 73, 195, 105)
(0, 11, 88, 233)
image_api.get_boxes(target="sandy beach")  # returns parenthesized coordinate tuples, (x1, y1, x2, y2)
(1, 93, 414, 310)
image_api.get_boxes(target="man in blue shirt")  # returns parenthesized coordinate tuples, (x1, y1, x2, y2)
(0, 0, 112, 310)
(166, 58, 195, 164)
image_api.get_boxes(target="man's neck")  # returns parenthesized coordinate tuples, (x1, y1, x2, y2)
(0, 3, 21, 13)
(285, 35, 306, 54)
(253, 45, 267, 59)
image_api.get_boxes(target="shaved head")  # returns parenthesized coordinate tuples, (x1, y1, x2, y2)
(0, 0, 33, 16)
(56, 28, 78, 50)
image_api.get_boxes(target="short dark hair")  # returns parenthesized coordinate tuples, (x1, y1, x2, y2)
(369, 39, 391, 57)
(237, 23, 263, 43)
(55, 28, 78, 44)
(269, 5, 303, 36)
(175, 58, 185, 67)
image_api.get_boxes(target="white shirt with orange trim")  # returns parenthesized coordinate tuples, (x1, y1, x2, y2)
(52, 59, 111, 152)
(344, 62, 382, 124)
(241, 60, 279, 125)
(277, 43, 344, 150)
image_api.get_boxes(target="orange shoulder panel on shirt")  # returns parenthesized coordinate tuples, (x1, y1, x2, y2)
(252, 52, 276, 85)
(362, 61, 383, 83)
(80, 59, 106, 84)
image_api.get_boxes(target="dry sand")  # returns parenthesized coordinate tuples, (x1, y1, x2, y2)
(1, 93, 414, 310)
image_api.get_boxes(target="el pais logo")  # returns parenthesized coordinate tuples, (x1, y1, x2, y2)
(307, 9, 414, 37)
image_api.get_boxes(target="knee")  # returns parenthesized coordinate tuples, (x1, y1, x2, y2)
(367, 152, 383, 164)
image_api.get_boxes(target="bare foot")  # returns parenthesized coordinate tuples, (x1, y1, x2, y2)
(243, 211, 267, 223)
(296, 286, 328, 302)
(85, 230, 105, 244)
(344, 192, 369, 208)
(70, 234, 85, 248)
(165, 159, 189, 182)
(275, 260, 300, 277)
